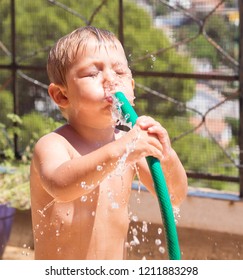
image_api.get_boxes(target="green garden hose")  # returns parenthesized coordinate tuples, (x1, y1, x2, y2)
(115, 91, 181, 260)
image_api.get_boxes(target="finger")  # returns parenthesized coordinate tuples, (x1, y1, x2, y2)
(148, 126, 171, 157)
(136, 116, 160, 130)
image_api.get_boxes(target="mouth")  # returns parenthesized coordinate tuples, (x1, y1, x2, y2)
(105, 96, 114, 104)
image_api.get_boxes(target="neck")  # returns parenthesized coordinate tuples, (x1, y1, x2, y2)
(69, 122, 116, 148)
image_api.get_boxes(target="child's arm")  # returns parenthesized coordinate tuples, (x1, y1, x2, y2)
(31, 122, 166, 202)
(134, 116, 188, 207)
(32, 132, 123, 202)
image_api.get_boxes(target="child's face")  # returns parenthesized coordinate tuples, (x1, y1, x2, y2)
(64, 37, 135, 129)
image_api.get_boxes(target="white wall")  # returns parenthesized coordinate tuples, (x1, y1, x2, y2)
(129, 187, 243, 235)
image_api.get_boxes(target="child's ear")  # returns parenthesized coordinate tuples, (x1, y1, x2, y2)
(48, 83, 69, 108)
(131, 78, 135, 89)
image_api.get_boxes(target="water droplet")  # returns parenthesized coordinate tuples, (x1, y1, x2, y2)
(132, 236, 140, 245)
(132, 228, 138, 236)
(173, 207, 181, 224)
(158, 246, 165, 254)
(37, 209, 45, 217)
(56, 230, 60, 237)
(158, 227, 162, 235)
(124, 113, 130, 121)
(80, 196, 87, 202)
(151, 55, 156, 62)
(92, 211, 95, 216)
(142, 221, 148, 233)
(107, 190, 113, 199)
(111, 202, 119, 209)
(131, 215, 138, 222)
(80, 181, 86, 188)
(96, 165, 103, 171)
(155, 239, 162, 246)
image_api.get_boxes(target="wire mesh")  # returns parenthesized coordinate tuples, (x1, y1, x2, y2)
(0, 0, 241, 195)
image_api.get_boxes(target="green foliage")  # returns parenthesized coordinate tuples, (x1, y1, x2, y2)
(19, 111, 63, 155)
(175, 14, 238, 68)
(0, 90, 13, 125)
(0, 112, 30, 209)
(188, 35, 219, 67)
(145, 0, 170, 16)
(0, 0, 194, 116)
(225, 117, 239, 138)
(0, 108, 62, 210)
(0, 114, 22, 160)
(0, 165, 30, 210)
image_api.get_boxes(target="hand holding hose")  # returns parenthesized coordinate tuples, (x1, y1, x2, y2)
(136, 116, 172, 160)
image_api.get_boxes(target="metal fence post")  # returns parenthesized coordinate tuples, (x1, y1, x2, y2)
(118, 0, 124, 46)
(239, 0, 243, 198)
(10, 0, 20, 158)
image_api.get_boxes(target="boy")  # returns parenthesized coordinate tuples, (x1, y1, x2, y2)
(30, 26, 188, 260)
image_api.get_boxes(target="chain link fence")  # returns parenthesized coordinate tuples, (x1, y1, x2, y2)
(0, 0, 242, 196)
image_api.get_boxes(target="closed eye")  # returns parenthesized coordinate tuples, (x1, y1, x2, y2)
(113, 62, 130, 76)
(89, 71, 100, 78)
(114, 66, 131, 76)
(115, 69, 126, 75)
(78, 70, 100, 78)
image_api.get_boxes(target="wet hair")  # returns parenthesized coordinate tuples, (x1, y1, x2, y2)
(47, 26, 118, 87)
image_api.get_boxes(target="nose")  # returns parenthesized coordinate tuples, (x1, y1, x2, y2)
(103, 68, 116, 82)
(103, 69, 118, 95)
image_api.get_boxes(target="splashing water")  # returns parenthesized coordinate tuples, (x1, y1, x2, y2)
(80, 195, 87, 202)
(111, 202, 119, 209)
(155, 239, 162, 246)
(80, 181, 95, 191)
(158, 246, 165, 254)
(142, 221, 148, 233)
(130, 235, 140, 246)
(114, 134, 140, 176)
(96, 165, 103, 171)
(37, 199, 55, 218)
(111, 94, 133, 130)
(21, 244, 31, 257)
(109, 94, 141, 177)
(173, 207, 181, 224)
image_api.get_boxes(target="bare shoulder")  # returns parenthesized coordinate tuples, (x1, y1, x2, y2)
(34, 128, 66, 150)
(32, 124, 74, 161)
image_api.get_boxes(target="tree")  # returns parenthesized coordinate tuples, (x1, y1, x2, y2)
(175, 14, 238, 68)
(0, 0, 194, 116)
